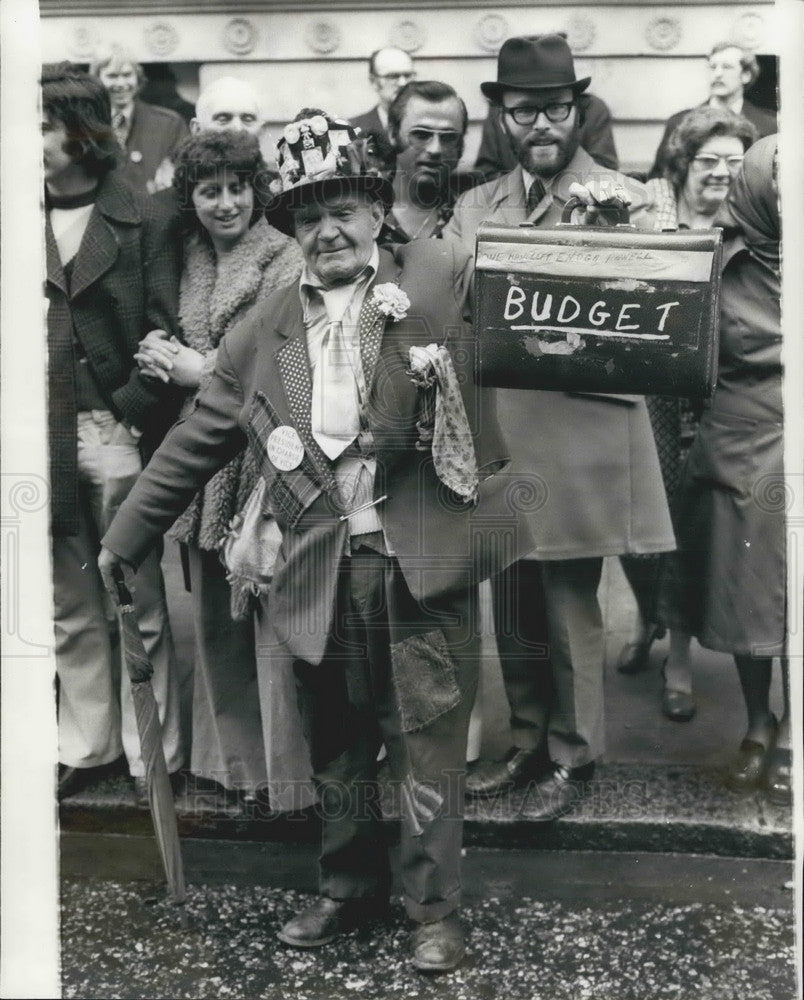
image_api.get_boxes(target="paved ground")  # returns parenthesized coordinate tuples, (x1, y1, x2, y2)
(59, 840, 798, 1000)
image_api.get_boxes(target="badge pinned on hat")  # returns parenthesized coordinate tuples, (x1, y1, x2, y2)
(266, 108, 395, 235)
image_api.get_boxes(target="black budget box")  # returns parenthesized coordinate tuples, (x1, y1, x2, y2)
(474, 216, 722, 397)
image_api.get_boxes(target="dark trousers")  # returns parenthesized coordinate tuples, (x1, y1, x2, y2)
(491, 557, 605, 769)
(294, 549, 479, 923)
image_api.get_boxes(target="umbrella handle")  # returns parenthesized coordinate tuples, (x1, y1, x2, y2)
(112, 564, 134, 607)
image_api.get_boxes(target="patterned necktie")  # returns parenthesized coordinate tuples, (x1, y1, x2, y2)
(526, 177, 547, 216)
(112, 111, 128, 146)
(311, 319, 361, 460)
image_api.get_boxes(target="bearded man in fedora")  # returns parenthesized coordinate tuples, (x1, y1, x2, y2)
(444, 36, 674, 810)
(99, 110, 531, 972)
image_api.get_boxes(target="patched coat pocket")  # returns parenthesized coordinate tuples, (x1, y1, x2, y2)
(390, 629, 460, 733)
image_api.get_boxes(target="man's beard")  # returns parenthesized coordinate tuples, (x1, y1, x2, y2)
(512, 131, 579, 180)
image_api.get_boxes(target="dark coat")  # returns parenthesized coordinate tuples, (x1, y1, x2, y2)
(46, 171, 182, 536)
(660, 136, 784, 653)
(351, 105, 386, 138)
(117, 99, 188, 196)
(474, 93, 619, 181)
(102, 240, 534, 663)
(648, 99, 777, 179)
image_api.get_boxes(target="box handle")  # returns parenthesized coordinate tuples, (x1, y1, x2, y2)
(560, 195, 631, 226)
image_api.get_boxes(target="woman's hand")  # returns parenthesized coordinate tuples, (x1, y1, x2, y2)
(136, 332, 205, 390)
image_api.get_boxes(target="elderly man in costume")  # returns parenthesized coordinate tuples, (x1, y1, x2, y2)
(100, 110, 530, 972)
(444, 35, 674, 813)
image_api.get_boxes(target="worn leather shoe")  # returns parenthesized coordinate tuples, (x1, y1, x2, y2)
(521, 762, 595, 822)
(410, 913, 465, 972)
(277, 896, 387, 948)
(465, 745, 549, 797)
(763, 746, 792, 806)
(660, 660, 696, 722)
(617, 623, 666, 675)
(725, 717, 778, 793)
(58, 756, 126, 801)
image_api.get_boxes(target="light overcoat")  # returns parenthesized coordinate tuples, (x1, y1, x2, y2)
(444, 148, 676, 558)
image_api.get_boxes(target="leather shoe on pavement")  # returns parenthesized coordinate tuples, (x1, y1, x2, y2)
(522, 762, 596, 822)
(465, 745, 549, 797)
(410, 913, 465, 972)
(277, 896, 387, 948)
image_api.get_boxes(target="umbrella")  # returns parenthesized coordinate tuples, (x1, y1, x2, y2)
(114, 570, 186, 912)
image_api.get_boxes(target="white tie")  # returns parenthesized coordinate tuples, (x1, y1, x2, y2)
(311, 319, 361, 459)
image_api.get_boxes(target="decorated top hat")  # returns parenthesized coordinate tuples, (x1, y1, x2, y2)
(265, 109, 394, 235)
(480, 34, 591, 102)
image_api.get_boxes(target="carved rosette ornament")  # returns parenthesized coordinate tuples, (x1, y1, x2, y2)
(732, 13, 766, 50)
(305, 20, 342, 55)
(474, 14, 510, 54)
(68, 23, 100, 60)
(390, 20, 425, 53)
(223, 18, 258, 57)
(565, 15, 597, 53)
(645, 16, 682, 52)
(144, 22, 179, 58)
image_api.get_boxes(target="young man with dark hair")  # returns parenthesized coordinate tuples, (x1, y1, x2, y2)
(42, 63, 185, 802)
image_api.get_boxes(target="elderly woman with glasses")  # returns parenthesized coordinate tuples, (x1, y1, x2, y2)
(617, 106, 757, 721)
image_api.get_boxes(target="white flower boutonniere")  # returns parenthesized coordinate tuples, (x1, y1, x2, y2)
(372, 283, 410, 321)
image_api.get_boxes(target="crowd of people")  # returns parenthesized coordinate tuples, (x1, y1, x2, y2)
(45, 33, 787, 973)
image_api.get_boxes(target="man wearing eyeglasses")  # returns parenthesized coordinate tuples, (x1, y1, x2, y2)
(381, 80, 472, 244)
(352, 47, 417, 139)
(444, 35, 674, 814)
(649, 42, 776, 179)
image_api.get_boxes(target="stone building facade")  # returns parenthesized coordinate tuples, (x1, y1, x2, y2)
(40, 1, 779, 175)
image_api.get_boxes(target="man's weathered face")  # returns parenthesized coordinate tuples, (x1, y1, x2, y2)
(501, 87, 580, 180)
(707, 46, 750, 103)
(98, 61, 138, 111)
(293, 192, 384, 287)
(394, 95, 464, 200)
(370, 49, 416, 109)
(192, 81, 262, 135)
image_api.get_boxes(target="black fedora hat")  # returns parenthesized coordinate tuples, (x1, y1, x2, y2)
(265, 110, 394, 235)
(480, 34, 591, 101)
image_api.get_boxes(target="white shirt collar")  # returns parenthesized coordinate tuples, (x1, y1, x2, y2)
(300, 243, 380, 322)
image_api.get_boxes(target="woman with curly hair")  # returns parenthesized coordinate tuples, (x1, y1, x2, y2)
(617, 106, 756, 722)
(136, 130, 312, 807)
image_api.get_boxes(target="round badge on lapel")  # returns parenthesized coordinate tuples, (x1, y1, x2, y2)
(267, 426, 305, 471)
(130, 150, 143, 163)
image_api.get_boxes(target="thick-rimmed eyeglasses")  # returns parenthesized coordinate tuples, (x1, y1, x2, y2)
(502, 101, 575, 126)
(691, 153, 744, 171)
(406, 127, 463, 150)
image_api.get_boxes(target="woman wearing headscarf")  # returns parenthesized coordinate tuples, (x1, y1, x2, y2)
(659, 135, 790, 803)
(616, 107, 756, 723)
(136, 131, 312, 807)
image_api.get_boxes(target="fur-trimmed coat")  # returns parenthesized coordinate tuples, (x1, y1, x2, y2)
(168, 219, 302, 606)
